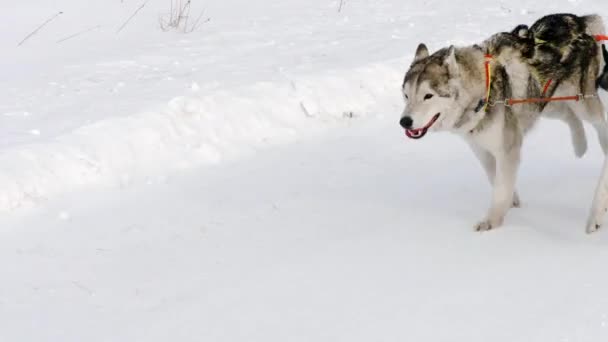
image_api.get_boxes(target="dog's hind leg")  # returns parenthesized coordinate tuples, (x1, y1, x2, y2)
(543, 103, 588, 157)
(568, 97, 608, 154)
(563, 109, 588, 158)
(586, 158, 608, 233)
(468, 142, 521, 210)
(589, 99, 608, 154)
(598, 45, 608, 90)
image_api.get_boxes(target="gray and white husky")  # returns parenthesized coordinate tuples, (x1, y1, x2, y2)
(401, 14, 608, 231)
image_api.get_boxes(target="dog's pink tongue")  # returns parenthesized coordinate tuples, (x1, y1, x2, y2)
(405, 129, 422, 139)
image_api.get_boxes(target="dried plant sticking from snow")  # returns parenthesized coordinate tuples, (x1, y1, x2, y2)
(159, 0, 210, 33)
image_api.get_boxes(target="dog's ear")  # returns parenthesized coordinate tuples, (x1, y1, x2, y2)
(445, 45, 459, 76)
(413, 43, 429, 63)
(511, 24, 529, 38)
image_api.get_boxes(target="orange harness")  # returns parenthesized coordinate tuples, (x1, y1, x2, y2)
(480, 34, 607, 111)
(596, 34, 608, 41)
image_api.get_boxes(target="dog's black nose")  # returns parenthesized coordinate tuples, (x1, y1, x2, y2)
(400, 116, 413, 129)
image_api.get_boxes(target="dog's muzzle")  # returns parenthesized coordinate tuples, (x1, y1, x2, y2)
(404, 113, 441, 139)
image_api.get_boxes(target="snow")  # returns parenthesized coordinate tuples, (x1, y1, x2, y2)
(2, 0, 608, 341)
(0, 61, 402, 211)
(4, 119, 608, 341)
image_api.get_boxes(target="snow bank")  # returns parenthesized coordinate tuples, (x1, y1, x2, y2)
(0, 62, 402, 211)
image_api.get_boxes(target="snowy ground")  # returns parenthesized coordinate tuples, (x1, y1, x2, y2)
(3, 0, 608, 341)
(4, 118, 608, 341)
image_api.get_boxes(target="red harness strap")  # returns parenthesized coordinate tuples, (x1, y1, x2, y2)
(484, 54, 492, 92)
(481, 54, 493, 111)
(595, 35, 608, 41)
(507, 95, 581, 106)
(541, 79, 552, 96)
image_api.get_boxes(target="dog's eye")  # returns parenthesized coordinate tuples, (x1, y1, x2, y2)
(424, 94, 434, 100)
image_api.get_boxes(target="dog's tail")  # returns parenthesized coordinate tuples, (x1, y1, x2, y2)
(584, 15, 608, 90)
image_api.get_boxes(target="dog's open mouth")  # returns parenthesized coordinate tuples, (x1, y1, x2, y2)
(405, 113, 441, 139)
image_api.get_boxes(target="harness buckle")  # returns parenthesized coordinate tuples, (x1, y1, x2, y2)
(489, 100, 509, 107)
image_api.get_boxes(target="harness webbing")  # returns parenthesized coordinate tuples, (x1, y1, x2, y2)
(596, 35, 608, 41)
(482, 54, 493, 112)
(479, 34, 608, 110)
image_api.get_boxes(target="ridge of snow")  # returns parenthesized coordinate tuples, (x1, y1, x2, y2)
(0, 61, 402, 211)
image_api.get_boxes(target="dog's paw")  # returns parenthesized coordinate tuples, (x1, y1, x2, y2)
(574, 142, 588, 158)
(571, 131, 588, 158)
(586, 208, 607, 234)
(587, 223, 601, 234)
(512, 193, 521, 208)
(474, 220, 495, 232)
(586, 218, 602, 234)
(474, 215, 505, 232)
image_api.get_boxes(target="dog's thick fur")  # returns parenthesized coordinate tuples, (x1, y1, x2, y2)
(600, 45, 608, 89)
(401, 13, 608, 231)
(597, 45, 608, 90)
(512, 14, 608, 92)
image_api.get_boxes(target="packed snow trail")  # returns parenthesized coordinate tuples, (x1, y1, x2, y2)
(2, 117, 608, 342)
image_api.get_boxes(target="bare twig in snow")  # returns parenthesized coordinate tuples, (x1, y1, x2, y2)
(56, 25, 101, 43)
(338, 0, 345, 12)
(183, 1, 192, 31)
(160, 0, 209, 33)
(186, 9, 211, 33)
(117, 0, 149, 33)
(18, 11, 63, 46)
(72, 281, 94, 295)
(300, 102, 314, 117)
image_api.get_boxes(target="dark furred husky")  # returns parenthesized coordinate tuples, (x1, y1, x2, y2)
(512, 13, 608, 92)
(600, 44, 608, 89)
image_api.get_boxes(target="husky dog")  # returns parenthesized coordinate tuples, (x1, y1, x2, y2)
(507, 14, 608, 156)
(600, 44, 608, 89)
(400, 14, 608, 231)
(513, 14, 608, 93)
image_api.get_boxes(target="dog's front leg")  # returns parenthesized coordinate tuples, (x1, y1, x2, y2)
(475, 146, 521, 231)
(468, 142, 521, 208)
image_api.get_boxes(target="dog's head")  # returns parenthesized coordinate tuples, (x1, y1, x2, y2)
(400, 44, 465, 139)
